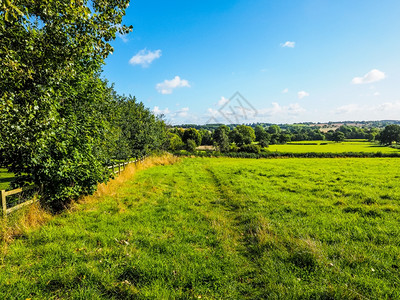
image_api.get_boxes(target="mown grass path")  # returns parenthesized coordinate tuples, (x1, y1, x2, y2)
(0, 157, 399, 299)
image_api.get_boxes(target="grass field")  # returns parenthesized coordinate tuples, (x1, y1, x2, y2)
(1, 157, 400, 299)
(0, 169, 15, 191)
(267, 140, 398, 153)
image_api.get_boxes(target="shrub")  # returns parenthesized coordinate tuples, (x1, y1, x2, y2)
(185, 139, 197, 152)
(239, 144, 261, 154)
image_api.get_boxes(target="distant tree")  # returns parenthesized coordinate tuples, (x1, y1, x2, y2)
(312, 131, 325, 141)
(231, 125, 256, 146)
(213, 126, 230, 152)
(366, 128, 379, 141)
(167, 132, 184, 151)
(279, 134, 291, 144)
(332, 131, 345, 142)
(182, 128, 201, 146)
(255, 125, 271, 142)
(259, 139, 269, 148)
(199, 129, 213, 145)
(378, 125, 400, 145)
(325, 130, 334, 141)
(267, 125, 281, 135)
(170, 127, 185, 139)
(185, 139, 197, 152)
(239, 144, 261, 154)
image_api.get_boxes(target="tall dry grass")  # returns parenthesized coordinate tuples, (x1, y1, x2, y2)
(0, 200, 52, 256)
(0, 153, 179, 253)
(80, 153, 179, 204)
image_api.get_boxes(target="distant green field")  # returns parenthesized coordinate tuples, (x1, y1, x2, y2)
(1, 157, 399, 299)
(267, 140, 398, 153)
(0, 168, 15, 190)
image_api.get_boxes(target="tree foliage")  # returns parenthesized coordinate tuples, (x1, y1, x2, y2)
(213, 126, 230, 152)
(377, 125, 400, 145)
(182, 128, 201, 146)
(230, 125, 255, 146)
(0, 1, 167, 207)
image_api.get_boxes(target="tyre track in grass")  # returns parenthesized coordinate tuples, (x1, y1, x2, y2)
(202, 164, 277, 298)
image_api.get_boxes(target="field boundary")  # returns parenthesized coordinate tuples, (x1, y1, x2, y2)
(1, 155, 148, 216)
(173, 150, 400, 159)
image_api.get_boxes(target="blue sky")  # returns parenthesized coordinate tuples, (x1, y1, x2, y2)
(102, 0, 400, 125)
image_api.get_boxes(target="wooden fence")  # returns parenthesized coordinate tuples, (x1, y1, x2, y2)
(1, 156, 147, 216)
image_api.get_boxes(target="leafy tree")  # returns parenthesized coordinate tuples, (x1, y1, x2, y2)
(115, 96, 167, 159)
(378, 125, 400, 145)
(213, 125, 230, 152)
(231, 125, 256, 146)
(170, 127, 185, 139)
(0, 0, 132, 206)
(331, 131, 345, 142)
(279, 134, 291, 144)
(255, 125, 271, 143)
(259, 139, 269, 148)
(185, 139, 197, 152)
(267, 125, 281, 135)
(199, 129, 213, 145)
(167, 132, 184, 151)
(182, 128, 201, 146)
(239, 144, 261, 154)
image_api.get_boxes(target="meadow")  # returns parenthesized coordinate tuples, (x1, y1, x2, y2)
(267, 140, 398, 153)
(1, 156, 399, 299)
(0, 169, 15, 191)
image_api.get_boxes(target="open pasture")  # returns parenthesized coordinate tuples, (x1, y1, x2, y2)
(1, 157, 399, 299)
(267, 140, 398, 153)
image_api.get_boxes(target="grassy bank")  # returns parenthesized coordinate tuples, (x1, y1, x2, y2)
(0, 157, 399, 299)
(0, 169, 15, 191)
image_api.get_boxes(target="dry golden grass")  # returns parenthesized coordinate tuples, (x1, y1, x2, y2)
(0, 200, 52, 256)
(0, 153, 179, 253)
(80, 153, 179, 204)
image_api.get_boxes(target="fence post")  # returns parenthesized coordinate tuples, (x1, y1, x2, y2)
(112, 165, 115, 174)
(1, 190, 6, 217)
(118, 164, 121, 174)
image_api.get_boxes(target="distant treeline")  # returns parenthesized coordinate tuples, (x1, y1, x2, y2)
(173, 150, 400, 159)
(177, 120, 400, 131)
(167, 124, 400, 153)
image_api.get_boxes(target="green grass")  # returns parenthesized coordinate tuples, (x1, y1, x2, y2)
(267, 140, 398, 153)
(1, 157, 400, 299)
(0, 169, 15, 191)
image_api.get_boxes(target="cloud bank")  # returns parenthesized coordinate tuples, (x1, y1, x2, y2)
(156, 76, 190, 94)
(352, 69, 386, 84)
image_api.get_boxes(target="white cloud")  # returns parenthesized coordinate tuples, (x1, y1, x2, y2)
(258, 102, 306, 117)
(129, 49, 162, 67)
(335, 104, 359, 114)
(351, 69, 386, 85)
(218, 96, 229, 106)
(298, 91, 309, 99)
(176, 107, 189, 117)
(375, 101, 400, 112)
(152, 106, 170, 115)
(281, 41, 295, 48)
(282, 88, 289, 94)
(156, 76, 190, 94)
(373, 92, 380, 96)
(334, 101, 400, 116)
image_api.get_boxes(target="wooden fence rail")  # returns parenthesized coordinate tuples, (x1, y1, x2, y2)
(1, 185, 39, 216)
(1, 155, 147, 216)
